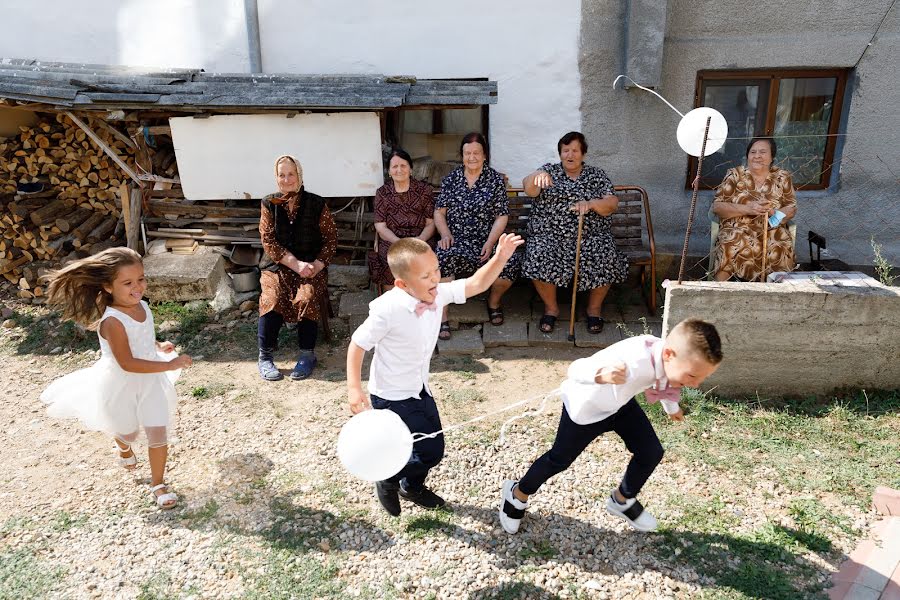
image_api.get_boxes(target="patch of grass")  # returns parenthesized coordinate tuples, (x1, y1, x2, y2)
(518, 540, 557, 560)
(191, 386, 209, 398)
(471, 581, 561, 600)
(405, 509, 454, 540)
(50, 510, 88, 532)
(0, 548, 64, 599)
(7, 310, 95, 355)
(240, 549, 344, 599)
(180, 499, 219, 526)
(151, 301, 211, 345)
(648, 389, 900, 505)
(135, 572, 176, 600)
(458, 370, 477, 381)
(444, 388, 486, 404)
(190, 382, 234, 399)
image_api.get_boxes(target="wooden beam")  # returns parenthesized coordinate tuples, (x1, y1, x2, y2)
(90, 117, 137, 150)
(64, 111, 142, 186)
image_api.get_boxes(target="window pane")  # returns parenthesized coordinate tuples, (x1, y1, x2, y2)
(774, 77, 837, 187)
(699, 80, 769, 185)
(442, 108, 483, 134)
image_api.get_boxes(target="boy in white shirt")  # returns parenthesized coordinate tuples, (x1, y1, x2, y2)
(348, 234, 523, 516)
(499, 319, 723, 533)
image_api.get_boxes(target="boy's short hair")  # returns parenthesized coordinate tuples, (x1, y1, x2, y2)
(669, 318, 723, 364)
(387, 238, 432, 280)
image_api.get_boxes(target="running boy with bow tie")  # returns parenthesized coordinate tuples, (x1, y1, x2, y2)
(499, 318, 723, 533)
(347, 233, 523, 516)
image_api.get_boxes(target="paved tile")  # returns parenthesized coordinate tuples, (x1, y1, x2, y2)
(528, 319, 574, 348)
(338, 290, 376, 318)
(573, 321, 624, 348)
(437, 329, 484, 355)
(483, 320, 529, 348)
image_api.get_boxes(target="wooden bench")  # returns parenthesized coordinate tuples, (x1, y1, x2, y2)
(504, 185, 658, 313)
(363, 185, 658, 312)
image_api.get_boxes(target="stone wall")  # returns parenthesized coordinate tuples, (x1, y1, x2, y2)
(662, 280, 900, 396)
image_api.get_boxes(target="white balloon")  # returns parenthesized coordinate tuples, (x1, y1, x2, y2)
(677, 107, 728, 157)
(337, 409, 414, 482)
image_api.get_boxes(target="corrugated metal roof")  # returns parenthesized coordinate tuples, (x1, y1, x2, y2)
(0, 59, 497, 110)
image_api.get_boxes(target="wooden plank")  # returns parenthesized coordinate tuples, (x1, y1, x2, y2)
(64, 111, 142, 186)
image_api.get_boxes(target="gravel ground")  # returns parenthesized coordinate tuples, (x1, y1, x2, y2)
(0, 312, 875, 600)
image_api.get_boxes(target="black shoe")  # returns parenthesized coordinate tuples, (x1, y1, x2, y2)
(399, 483, 445, 509)
(375, 481, 401, 516)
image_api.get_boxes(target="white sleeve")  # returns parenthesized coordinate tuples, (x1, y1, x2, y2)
(436, 278, 467, 307)
(350, 303, 391, 351)
(567, 352, 616, 385)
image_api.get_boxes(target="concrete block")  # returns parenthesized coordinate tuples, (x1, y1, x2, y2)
(528, 319, 575, 348)
(328, 265, 370, 290)
(437, 329, 484, 355)
(144, 247, 225, 301)
(663, 281, 900, 396)
(574, 321, 624, 348)
(483, 320, 529, 347)
(875, 487, 900, 517)
(338, 290, 376, 318)
(448, 297, 487, 327)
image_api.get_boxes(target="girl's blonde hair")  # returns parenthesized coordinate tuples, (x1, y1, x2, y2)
(46, 247, 143, 328)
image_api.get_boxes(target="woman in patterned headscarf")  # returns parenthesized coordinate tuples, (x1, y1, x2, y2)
(712, 137, 797, 281)
(257, 155, 337, 381)
(369, 148, 436, 291)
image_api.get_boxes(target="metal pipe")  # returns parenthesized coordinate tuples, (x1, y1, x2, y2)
(244, 0, 263, 73)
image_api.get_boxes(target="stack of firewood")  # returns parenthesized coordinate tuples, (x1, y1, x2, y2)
(0, 113, 138, 298)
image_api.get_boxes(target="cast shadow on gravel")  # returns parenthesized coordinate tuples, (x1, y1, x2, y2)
(441, 502, 832, 600)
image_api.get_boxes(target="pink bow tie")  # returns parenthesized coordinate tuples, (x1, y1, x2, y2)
(414, 301, 437, 316)
(644, 338, 681, 404)
(644, 384, 681, 405)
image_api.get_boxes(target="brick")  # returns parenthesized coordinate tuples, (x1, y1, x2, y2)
(482, 320, 529, 347)
(448, 297, 488, 327)
(874, 486, 900, 516)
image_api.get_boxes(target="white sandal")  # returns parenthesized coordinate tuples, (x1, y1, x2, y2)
(114, 441, 137, 470)
(149, 484, 178, 509)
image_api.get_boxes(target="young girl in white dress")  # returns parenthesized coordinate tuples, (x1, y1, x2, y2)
(40, 248, 192, 509)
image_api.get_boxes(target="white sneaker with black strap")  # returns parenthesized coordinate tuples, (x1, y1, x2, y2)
(605, 492, 658, 532)
(499, 480, 528, 534)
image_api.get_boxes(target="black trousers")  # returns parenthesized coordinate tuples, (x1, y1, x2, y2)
(371, 387, 444, 492)
(518, 398, 664, 498)
(257, 311, 318, 352)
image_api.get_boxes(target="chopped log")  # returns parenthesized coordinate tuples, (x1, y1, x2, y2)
(73, 212, 105, 241)
(146, 200, 259, 217)
(56, 207, 93, 232)
(30, 198, 74, 226)
(86, 215, 118, 244)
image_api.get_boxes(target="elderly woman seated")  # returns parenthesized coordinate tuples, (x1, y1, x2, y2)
(257, 155, 336, 381)
(521, 131, 628, 334)
(433, 132, 521, 340)
(711, 137, 798, 282)
(369, 148, 436, 292)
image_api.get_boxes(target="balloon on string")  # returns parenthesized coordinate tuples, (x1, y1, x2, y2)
(676, 107, 728, 157)
(337, 409, 413, 482)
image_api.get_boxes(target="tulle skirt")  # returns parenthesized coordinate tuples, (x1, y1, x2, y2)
(41, 351, 180, 448)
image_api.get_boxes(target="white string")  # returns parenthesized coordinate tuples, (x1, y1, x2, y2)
(410, 387, 562, 443)
(613, 75, 684, 118)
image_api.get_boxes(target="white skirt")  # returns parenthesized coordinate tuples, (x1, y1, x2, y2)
(41, 351, 180, 447)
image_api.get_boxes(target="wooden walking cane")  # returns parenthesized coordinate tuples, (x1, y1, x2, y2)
(678, 116, 713, 284)
(568, 211, 586, 342)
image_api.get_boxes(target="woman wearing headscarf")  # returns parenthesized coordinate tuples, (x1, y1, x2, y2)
(257, 155, 337, 381)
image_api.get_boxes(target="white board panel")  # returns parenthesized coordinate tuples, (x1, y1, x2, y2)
(170, 112, 384, 199)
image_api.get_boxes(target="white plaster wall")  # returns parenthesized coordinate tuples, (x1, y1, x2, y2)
(256, 0, 583, 183)
(0, 0, 249, 72)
